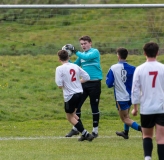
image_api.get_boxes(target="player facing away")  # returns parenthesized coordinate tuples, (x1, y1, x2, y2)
(55, 50, 94, 142)
(131, 42, 164, 160)
(106, 47, 141, 139)
(64, 36, 103, 138)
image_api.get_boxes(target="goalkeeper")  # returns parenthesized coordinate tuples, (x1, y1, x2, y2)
(64, 36, 103, 138)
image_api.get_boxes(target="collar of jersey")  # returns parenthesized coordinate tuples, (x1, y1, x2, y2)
(118, 60, 127, 64)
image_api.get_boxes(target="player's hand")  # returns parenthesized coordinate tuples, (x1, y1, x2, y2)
(65, 44, 77, 53)
(131, 109, 138, 116)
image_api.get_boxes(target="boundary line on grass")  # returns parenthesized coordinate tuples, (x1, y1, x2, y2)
(0, 135, 142, 141)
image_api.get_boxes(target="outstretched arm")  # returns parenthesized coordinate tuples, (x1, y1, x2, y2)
(76, 49, 99, 60)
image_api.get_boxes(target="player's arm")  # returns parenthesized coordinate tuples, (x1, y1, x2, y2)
(131, 68, 141, 116)
(55, 67, 63, 88)
(79, 67, 90, 83)
(58, 86, 63, 89)
(74, 57, 81, 66)
(131, 68, 141, 104)
(131, 104, 138, 116)
(63, 44, 98, 65)
(76, 49, 99, 60)
(68, 53, 81, 66)
(80, 79, 87, 83)
(106, 69, 114, 88)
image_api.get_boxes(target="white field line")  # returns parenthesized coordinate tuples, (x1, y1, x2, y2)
(0, 135, 142, 141)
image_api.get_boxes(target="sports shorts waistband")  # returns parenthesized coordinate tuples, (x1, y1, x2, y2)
(87, 80, 101, 83)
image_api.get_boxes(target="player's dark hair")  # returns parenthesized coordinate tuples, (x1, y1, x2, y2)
(79, 35, 92, 42)
(116, 47, 128, 59)
(57, 50, 68, 61)
(143, 42, 159, 57)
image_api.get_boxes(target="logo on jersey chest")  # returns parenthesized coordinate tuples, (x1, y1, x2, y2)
(81, 59, 86, 63)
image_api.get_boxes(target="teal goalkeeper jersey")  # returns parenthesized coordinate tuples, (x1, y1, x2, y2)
(74, 48, 103, 80)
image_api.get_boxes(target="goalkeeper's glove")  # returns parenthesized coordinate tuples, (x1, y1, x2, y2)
(65, 44, 77, 53)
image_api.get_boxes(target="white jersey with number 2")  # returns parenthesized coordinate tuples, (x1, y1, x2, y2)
(55, 62, 90, 102)
(132, 61, 164, 114)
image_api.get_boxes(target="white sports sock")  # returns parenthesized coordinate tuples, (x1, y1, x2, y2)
(82, 130, 88, 137)
(92, 127, 98, 134)
(145, 156, 151, 160)
(72, 126, 77, 131)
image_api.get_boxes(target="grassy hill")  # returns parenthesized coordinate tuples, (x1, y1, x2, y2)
(0, 53, 145, 121)
(0, 0, 164, 55)
(1, 53, 164, 122)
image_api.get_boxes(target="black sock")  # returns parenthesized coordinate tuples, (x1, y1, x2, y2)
(74, 122, 84, 133)
(93, 113, 100, 127)
(143, 138, 153, 157)
(157, 144, 164, 160)
(76, 112, 84, 127)
(124, 130, 129, 135)
(78, 118, 84, 127)
(138, 125, 142, 131)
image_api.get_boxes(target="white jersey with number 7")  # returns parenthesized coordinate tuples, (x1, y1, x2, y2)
(55, 62, 90, 102)
(131, 61, 164, 114)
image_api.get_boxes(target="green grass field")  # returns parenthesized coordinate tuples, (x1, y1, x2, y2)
(0, 54, 147, 121)
(0, 1, 164, 159)
(0, 54, 163, 159)
(0, 120, 158, 160)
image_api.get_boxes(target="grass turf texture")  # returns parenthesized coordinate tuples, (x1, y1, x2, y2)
(0, 120, 158, 160)
(0, 54, 147, 121)
(0, 1, 163, 159)
(0, 54, 163, 159)
(1, 1, 164, 55)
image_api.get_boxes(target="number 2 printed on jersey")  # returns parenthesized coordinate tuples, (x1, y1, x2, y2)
(70, 69, 76, 82)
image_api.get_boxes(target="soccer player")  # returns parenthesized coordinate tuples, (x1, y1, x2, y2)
(106, 47, 141, 139)
(55, 50, 94, 142)
(64, 36, 103, 138)
(131, 42, 164, 160)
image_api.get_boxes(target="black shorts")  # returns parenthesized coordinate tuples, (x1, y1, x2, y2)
(77, 80, 101, 111)
(64, 93, 82, 114)
(141, 113, 164, 128)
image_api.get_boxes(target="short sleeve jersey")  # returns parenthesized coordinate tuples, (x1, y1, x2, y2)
(131, 61, 164, 114)
(55, 62, 90, 102)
